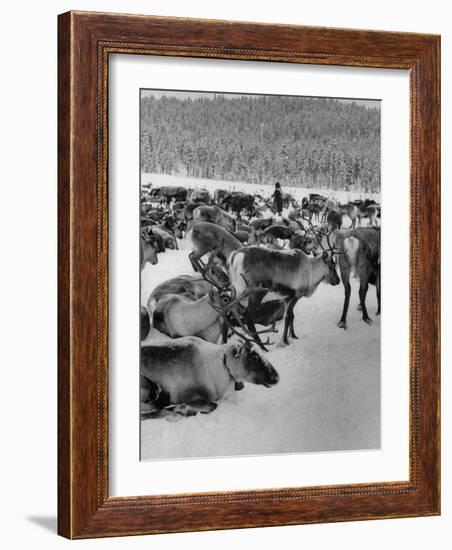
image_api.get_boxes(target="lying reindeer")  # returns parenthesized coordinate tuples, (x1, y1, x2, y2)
(142, 225, 177, 250)
(147, 274, 213, 314)
(147, 273, 284, 347)
(151, 286, 228, 343)
(140, 236, 158, 269)
(141, 307, 151, 341)
(140, 336, 279, 417)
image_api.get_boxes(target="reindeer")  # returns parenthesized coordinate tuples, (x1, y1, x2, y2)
(141, 307, 151, 340)
(152, 214, 180, 249)
(184, 200, 204, 229)
(140, 236, 158, 269)
(150, 274, 264, 345)
(334, 227, 381, 329)
(233, 229, 250, 244)
(301, 197, 325, 223)
(151, 287, 227, 343)
(221, 192, 255, 221)
(248, 217, 274, 245)
(193, 204, 236, 233)
(289, 230, 317, 254)
(345, 199, 379, 228)
(188, 188, 211, 204)
(189, 221, 242, 275)
(261, 224, 294, 247)
(227, 244, 340, 347)
(147, 273, 284, 349)
(147, 274, 213, 314)
(366, 204, 380, 227)
(142, 225, 177, 250)
(326, 209, 343, 231)
(140, 337, 279, 417)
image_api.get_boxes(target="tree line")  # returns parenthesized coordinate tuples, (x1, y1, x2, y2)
(141, 93, 381, 193)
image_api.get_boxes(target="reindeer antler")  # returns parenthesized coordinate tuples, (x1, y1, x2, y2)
(225, 319, 273, 349)
(203, 264, 231, 290)
(325, 231, 344, 255)
(302, 218, 343, 256)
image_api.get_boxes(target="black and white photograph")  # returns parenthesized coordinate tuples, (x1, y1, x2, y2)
(139, 89, 381, 461)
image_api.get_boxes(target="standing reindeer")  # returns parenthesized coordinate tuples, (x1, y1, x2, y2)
(333, 227, 381, 329)
(228, 245, 340, 347)
(193, 204, 236, 232)
(189, 221, 242, 275)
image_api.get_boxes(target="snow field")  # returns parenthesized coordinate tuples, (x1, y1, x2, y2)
(140, 238, 380, 461)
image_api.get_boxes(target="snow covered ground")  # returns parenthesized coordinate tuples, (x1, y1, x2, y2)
(140, 237, 381, 461)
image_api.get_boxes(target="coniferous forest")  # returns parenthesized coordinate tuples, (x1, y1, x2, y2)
(140, 93, 381, 193)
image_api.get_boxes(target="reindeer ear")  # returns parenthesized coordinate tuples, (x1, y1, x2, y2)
(232, 343, 244, 358)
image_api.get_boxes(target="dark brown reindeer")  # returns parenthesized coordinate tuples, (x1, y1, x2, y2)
(227, 243, 340, 347)
(326, 209, 343, 231)
(220, 191, 255, 221)
(336, 227, 380, 328)
(314, 227, 380, 329)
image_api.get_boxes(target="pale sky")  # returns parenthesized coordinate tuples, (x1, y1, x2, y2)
(140, 88, 380, 109)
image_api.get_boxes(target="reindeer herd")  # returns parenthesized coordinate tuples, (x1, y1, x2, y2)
(140, 183, 381, 418)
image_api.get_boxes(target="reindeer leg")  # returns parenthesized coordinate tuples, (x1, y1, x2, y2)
(279, 311, 291, 347)
(170, 400, 217, 416)
(245, 321, 269, 351)
(376, 271, 381, 315)
(221, 318, 229, 343)
(244, 293, 270, 350)
(359, 278, 372, 325)
(189, 245, 210, 273)
(287, 298, 299, 339)
(227, 305, 268, 351)
(338, 279, 351, 329)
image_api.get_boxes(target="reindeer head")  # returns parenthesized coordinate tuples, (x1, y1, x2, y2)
(321, 251, 340, 286)
(224, 342, 279, 388)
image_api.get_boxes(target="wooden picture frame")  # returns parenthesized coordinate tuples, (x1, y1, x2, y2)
(58, 11, 440, 539)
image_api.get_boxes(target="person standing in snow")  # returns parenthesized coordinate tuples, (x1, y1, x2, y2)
(272, 182, 283, 216)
